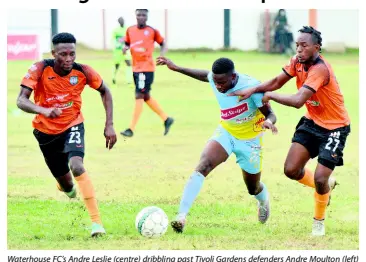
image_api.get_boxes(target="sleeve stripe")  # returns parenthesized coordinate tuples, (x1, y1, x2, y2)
(20, 85, 33, 91)
(303, 85, 316, 93)
(282, 68, 294, 78)
(96, 81, 103, 89)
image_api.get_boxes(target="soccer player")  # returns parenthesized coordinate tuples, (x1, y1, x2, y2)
(157, 56, 278, 233)
(112, 17, 132, 85)
(120, 9, 174, 137)
(229, 26, 349, 236)
(16, 32, 117, 237)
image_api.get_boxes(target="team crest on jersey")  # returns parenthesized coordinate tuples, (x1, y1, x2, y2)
(144, 30, 150, 36)
(70, 76, 78, 85)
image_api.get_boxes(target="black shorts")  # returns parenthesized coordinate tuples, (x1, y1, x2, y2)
(133, 72, 154, 94)
(33, 122, 85, 178)
(292, 117, 350, 170)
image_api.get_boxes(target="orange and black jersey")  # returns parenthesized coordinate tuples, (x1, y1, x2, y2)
(283, 55, 350, 130)
(21, 59, 103, 134)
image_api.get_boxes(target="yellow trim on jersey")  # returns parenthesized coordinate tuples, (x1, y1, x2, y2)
(220, 109, 265, 140)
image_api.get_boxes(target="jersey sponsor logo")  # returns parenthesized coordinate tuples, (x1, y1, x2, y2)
(221, 103, 249, 120)
(253, 117, 265, 132)
(53, 101, 74, 109)
(130, 40, 143, 47)
(235, 112, 256, 124)
(306, 100, 320, 106)
(144, 30, 150, 36)
(46, 94, 70, 102)
(70, 76, 78, 85)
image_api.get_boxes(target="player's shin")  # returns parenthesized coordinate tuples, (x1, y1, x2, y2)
(130, 99, 144, 131)
(254, 182, 268, 205)
(177, 171, 205, 217)
(75, 172, 102, 225)
(314, 191, 330, 220)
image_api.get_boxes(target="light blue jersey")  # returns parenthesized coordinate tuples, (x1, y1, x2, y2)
(207, 72, 265, 140)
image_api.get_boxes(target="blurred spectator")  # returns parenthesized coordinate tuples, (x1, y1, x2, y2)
(274, 9, 295, 55)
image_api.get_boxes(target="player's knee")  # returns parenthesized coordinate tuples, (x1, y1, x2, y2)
(314, 173, 329, 189)
(247, 184, 261, 195)
(69, 157, 85, 177)
(196, 158, 214, 176)
(284, 164, 302, 180)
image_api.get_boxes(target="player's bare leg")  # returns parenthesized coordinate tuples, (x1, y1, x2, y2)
(284, 142, 312, 182)
(284, 142, 337, 204)
(69, 156, 105, 237)
(172, 140, 229, 233)
(284, 143, 337, 236)
(56, 172, 76, 198)
(242, 171, 270, 223)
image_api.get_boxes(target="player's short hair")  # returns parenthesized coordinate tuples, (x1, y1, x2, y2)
(299, 26, 322, 51)
(52, 32, 76, 45)
(212, 58, 235, 75)
(136, 9, 148, 12)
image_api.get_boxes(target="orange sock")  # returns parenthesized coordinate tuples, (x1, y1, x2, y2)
(298, 168, 315, 188)
(75, 172, 102, 224)
(314, 191, 330, 220)
(129, 99, 144, 131)
(146, 97, 168, 121)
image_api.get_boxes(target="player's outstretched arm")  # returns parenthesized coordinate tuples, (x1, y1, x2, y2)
(156, 57, 209, 82)
(229, 72, 292, 101)
(263, 86, 314, 109)
(97, 82, 117, 149)
(258, 104, 278, 134)
(16, 87, 61, 118)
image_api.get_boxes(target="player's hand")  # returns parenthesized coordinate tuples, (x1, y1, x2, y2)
(262, 120, 278, 135)
(104, 124, 117, 150)
(41, 107, 62, 118)
(156, 57, 178, 71)
(262, 92, 272, 105)
(227, 87, 256, 101)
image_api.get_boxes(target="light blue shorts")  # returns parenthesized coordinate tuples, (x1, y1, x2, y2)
(209, 125, 263, 174)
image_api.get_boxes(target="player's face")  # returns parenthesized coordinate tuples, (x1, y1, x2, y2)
(213, 73, 235, 93)
(52, 43, 76, 72)
(296, 33, 319, 64)
(136, 10, 148, 26)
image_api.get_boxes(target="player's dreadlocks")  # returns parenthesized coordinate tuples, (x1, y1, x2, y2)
(212, 58, 234, 75)
(52, 32, 76, 45)
(299, 26, 322, 52)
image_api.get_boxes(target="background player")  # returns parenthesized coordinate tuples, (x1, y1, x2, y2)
(157, 56, 278, 233)
(111, 17, 132, 85)
(229, 26, 349, 236)
(16, 32, 117, 237)
(121, 9, 174, 137)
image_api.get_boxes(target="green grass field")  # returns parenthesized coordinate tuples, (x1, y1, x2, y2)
(7, 51, 359, 250)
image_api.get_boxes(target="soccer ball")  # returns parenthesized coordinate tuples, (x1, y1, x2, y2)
(135, 206, 169, 238)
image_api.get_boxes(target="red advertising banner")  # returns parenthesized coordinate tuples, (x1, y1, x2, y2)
(7, 35, 40, 60)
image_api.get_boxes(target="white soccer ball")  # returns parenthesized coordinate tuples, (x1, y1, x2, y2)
(135, 206, 169, 238)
